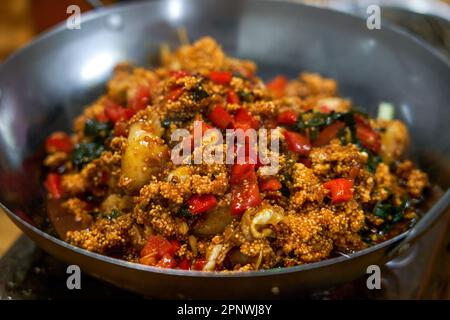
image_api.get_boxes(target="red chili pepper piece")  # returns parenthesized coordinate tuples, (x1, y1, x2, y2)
(187, 194, 218, 215)
(231, 161, 256, 185)
(45, 132, 73, 153)
(95, 111, 109, 123)
(129, 85, 150, 111)
(140, 236, 181, 267)
(323, 178, 353, 204)
(233, 108, 260, 130)
(320, 106, 331, 114)
(313, 121, 345, 147)
(266, 75, 287, 98)
(283, 130, 311, 155)
(208, 105, 233, 130)
(277, 110, 297, 125)
(170, 239, 181, 253)
(44, 173, 63, 199)
(226, 90, 240, 104)
(261, 178, 282, 191)
(178, 258, 190, 270)
(140, 235, 179, 260)
(192, 258, 206, 271)
(209, 71, 233, 85)
(230, 162, 261, 215)
(139, 254, 157, 266)
(104, 100, 135, 123)
(231, 178, 262, 215)
(156, 254, 178, 269)
(355, 115, 381, 153)
(166, 87, 185, 101)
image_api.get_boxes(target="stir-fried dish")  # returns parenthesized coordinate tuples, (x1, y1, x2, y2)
(43, 37, 428, 271)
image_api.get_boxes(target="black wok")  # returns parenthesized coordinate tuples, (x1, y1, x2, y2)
(0, 0, 449, 299)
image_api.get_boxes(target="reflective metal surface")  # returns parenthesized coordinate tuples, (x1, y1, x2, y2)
(0, 0, 449, 298)
(300, 0, 450, 22)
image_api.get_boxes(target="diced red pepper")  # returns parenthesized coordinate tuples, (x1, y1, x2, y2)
(323, 178, 353, 204)
(266, 75, 287, 98)
(231, 162, 256, 185)
(170, 240, 181, 253)
(178, 258, 190, 270)
(129, 85, 150, 111)
(140, 235, 179, 260)
(261, 178, 282, 191)
(230, 158, 261, 215)
(283, 130, 311, 155)
(187, 194, 218, 215)
(208, 105, 233, 130)
(95, 111, 109, 123)
(227, 90, 240, 104)
(209, 71, 233, 85)
(139, 254, 157, 266)
(355, 116, 381, 153)
(140, 235, 181, 267)
(192, 258, 206, 271)
(44, 173, 63, 199)
(234, 108, 254, 125)
(277, 110, 297, 125)
(45, 132, 73, 153)
(170, 70, 190, 80)
(166, 87, 185, 101)
(233, 108, 260, 130)
(231, 179, 262, 215)
(320, 106, 331, 114)
(156, 254, 177, 269)
(104, 100, 134, 123)
(313, 121, 345, 147)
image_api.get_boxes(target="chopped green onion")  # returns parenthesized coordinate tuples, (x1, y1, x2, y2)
(377, 102, 395, 120)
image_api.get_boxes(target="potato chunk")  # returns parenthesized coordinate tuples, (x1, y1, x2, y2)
(121, 122, 169, 191)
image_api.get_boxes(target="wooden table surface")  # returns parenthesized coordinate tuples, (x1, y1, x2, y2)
(0, 211, 21, 256)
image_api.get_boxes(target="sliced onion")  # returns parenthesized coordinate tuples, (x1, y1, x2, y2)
(203, 244, 223, 271)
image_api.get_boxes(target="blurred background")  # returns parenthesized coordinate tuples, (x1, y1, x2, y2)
(0, 0, 119, 255)
(1, 0, 450, 61)
(0, 0, 449, 299)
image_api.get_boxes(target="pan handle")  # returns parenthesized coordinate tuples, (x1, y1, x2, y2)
(387, 188, 450, 258)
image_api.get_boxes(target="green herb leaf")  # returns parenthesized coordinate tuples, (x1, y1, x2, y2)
(191, 86, 209, 102)
(373, 202, 393, 219)
(373, 196, 411, 233)
(237, 90, 255, 103)
(367, 152, 381, 173)
(84, 119, 112, 139)
(179, 205, 194, 219)
(109, 209, 121, 220)
(72, 142, 105, 170)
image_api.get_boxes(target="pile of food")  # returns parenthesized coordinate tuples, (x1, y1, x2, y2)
(43, 37, 428, 271)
